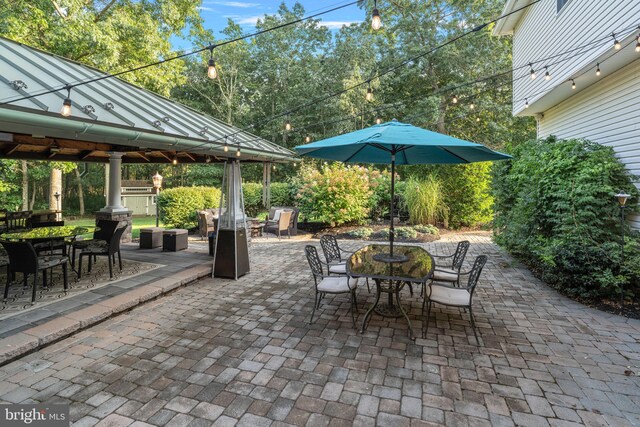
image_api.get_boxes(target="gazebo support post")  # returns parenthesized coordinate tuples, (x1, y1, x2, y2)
(96, 152, 133, 242)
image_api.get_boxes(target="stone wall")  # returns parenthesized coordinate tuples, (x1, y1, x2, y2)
(95, 210, 133, 243)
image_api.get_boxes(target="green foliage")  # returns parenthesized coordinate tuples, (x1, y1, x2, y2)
(242, 182, 263, 217)
(158, 186, 221, 229)
(414, 224, 439, 235)
(270, 182, 296, 207)
(493, 137, 639, 299)
(346, 227, 374, 239)
(402, 176, 448, 226)
(296, 163, 373, 226)
(395, 226, 418, 239)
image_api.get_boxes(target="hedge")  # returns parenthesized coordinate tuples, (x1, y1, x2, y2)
(158, 186, 221, 229)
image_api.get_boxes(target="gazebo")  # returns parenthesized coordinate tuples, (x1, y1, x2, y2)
(0, 37, 295, 240)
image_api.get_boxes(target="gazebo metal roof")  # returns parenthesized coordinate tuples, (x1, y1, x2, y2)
(0, 37, 294, 164)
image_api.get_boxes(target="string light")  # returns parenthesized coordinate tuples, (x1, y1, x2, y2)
(284, 117, 292, 131)
(476, 117, 480, 122)
(236, 146, 241, 157)
(613, 33, 621, 50)
(596, 63, 601, 76)
(452, 94, 458, 104)
(366, 82, 373, 101)
(60, 86, 72, 117)
(375, 117, 382, 124)
(223, 138, 229, 152)
(529, 63, 536, 79)
(571, 79, 576, 90)
(544, 67, 551, 81)
(469, 103, 475, 110)
(205, 155, 211, 163)
(272, 164, 276, 171)
(172, 156, 178, 165)
(207, 45, 218, 79)
(371, 0, 381, 30)
(305, 135, 311, 143)
(525, 98, 529, 108)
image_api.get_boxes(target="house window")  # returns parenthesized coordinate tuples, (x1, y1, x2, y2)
(557, 0, 570, 12)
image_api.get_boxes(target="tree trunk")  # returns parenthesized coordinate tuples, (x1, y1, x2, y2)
(21, 161, 28, 210)
(30, 181, 36, 210)
(49, 168, 62, 212)
(75, 167, 85, 216)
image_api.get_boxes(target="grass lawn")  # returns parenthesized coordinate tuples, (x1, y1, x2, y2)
(66, 216, 164, 239)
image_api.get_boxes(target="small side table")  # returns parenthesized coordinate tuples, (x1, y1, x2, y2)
(163, 229, 188, 251)
(249, 222, 265, 237)
(140, 227, 163, 249)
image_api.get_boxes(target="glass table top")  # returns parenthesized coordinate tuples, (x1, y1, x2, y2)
(1, 226, 97, 241)
(347, 244, 434, 282)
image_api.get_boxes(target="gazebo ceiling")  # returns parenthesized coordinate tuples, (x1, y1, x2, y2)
(0, 37, 294, 164)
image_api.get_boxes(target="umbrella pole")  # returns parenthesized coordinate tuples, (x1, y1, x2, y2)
(390, 154, 395, 257)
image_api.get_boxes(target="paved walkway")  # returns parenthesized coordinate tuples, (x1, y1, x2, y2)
(1, 233, 639, 426)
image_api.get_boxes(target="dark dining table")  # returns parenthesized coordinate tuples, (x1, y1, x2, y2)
(347, 244, 434, 340)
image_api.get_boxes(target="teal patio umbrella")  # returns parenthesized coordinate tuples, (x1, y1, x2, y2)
(295, 120, 511, 261)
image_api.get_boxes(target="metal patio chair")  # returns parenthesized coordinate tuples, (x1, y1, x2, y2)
(423, 255, 488, 344)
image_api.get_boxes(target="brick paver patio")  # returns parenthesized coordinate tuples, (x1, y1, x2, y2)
(1, 232, 639, 426)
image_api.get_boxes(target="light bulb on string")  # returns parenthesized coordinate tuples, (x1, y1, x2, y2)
(172, 156, 178, 165)
(529, 63, 536, 79)
(305, 135, 311, 143)
(207, 45, 218, 79)
(60, 86, 72, 117)
(272, 164, 276, 171)
(375, 116, 382, 124)
(544, 67, 551, 81)
(476, 116, 480, 122)
(371, 0, 381, 30)
(469, 103, 475, 110)
(571, 79, 576, 90)
(452, 94, 458, 104)
(596, 63, 601, 76)
(525, 98, 529, 109)
(284, 117, 292, 131)
(223, 138, 229, 152)
(613, 33, 621, 50)
(366, 82, 373, 101)
(236, 146, 241, 157)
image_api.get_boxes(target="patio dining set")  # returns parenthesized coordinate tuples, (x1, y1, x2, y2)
(0, 213, 127, 305)
(305, 235, 487, 343)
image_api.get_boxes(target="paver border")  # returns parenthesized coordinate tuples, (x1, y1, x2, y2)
(0, 263, 212, 366)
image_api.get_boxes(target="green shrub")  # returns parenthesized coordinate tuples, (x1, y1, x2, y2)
(374, 228, 390, 239)
(368, 169, 394, 221)
(493, 137, 639, 299)
(158, 186, 221, 229)
(402, 176, 448, 226)
(296, 163, 373, 226)
(346, 227, 373, 239)
(270, 182, 296, 206)
(414, 224, 439, 235)
(434, 163, 493, 228)
(395, 226, 417, 239)
(242, 182, 263, 216)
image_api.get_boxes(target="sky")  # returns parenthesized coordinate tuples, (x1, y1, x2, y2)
(171, 0, 367, 50)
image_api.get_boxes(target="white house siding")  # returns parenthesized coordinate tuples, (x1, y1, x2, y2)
(538, 59, 640, 229)
(511, 0, 640, 115)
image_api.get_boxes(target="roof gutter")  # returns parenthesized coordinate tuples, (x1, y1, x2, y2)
(0, 108, 295, 163)
(492, 0, 531, 36)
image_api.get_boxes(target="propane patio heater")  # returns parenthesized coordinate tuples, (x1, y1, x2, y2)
(213, 160, 250, 279)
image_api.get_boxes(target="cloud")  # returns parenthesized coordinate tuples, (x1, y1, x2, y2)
(197, 6, 216, 11)
(320, 20, 359, 29)
(236, 15, 263, 25)
(205, 1, 260, 7)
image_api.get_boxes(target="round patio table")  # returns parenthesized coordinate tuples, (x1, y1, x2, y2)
(347, 244, 434, 340)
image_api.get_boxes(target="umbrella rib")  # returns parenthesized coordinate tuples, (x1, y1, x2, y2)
(343, 144, 370, 163)
(439, 147, 470, 163)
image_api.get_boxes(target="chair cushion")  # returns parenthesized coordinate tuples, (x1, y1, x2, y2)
(317, 276, 358, 293)
(39, 255, 68, 269)
(272, 209, 284, 221)
(74, 239, 106, 249)
(432, 268, 459, 283)
(328, 262, 347, 274)
(428, 284, 470, 306)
